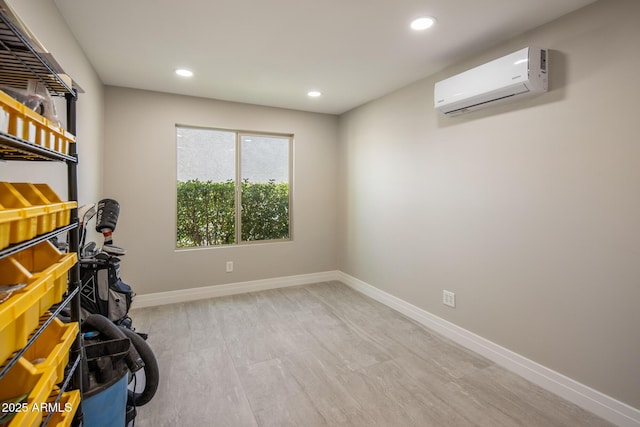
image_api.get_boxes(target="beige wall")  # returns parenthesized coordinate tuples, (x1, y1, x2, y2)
(103, 87, 339, 295)
(3, 0, 104, 205)
(338, 0, 640, 409)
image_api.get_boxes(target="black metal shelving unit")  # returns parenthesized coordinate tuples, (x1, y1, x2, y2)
(0, 7, 82, 427)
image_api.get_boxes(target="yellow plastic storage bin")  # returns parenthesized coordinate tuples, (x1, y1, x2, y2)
(31, 184, 76, 227)
(12, 240, 77, 314)
(0, 357, 57, 427)
(0, 90, 76, 156)
(57, 130, 76, 156)
(2, 92, 46, 145)
(42, 389, 80, 427)
(0, 202, 21, 250)
(0, 99, 9, 133)
(0, 257, 49, 365)
(0, 182, 46, 244)
(22, 318, 78, 384)
(10, 183, 58, 235)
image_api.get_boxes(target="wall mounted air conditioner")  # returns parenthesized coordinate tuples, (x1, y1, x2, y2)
(434, 47, 548, 116)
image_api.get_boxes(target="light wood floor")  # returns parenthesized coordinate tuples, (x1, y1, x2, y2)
(129, 281, 611, 427)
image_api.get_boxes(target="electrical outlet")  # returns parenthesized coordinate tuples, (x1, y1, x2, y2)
(226, 261, 234, 273)
(443, 290, 456, 308)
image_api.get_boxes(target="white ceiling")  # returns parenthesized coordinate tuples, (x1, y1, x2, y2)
(54, 0, 596, 115)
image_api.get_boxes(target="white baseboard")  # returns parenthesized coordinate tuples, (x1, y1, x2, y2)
(133, 270, 340, 308)
(337, 271, 640, 427)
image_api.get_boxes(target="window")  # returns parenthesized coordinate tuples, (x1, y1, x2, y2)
(176, 126, 292, 248)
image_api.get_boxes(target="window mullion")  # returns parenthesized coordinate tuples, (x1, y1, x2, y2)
(235, 132, 242, 244)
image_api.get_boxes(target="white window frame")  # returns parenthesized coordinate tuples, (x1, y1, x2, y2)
(176, 124, 293, 248)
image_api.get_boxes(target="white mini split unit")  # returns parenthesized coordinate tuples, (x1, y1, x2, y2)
(434, 47, 548, 116)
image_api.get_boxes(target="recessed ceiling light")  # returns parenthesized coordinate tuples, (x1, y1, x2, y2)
(307, 90, 322, 98)
(175, 68, 193, 77)
(410, 16, 436, 31)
